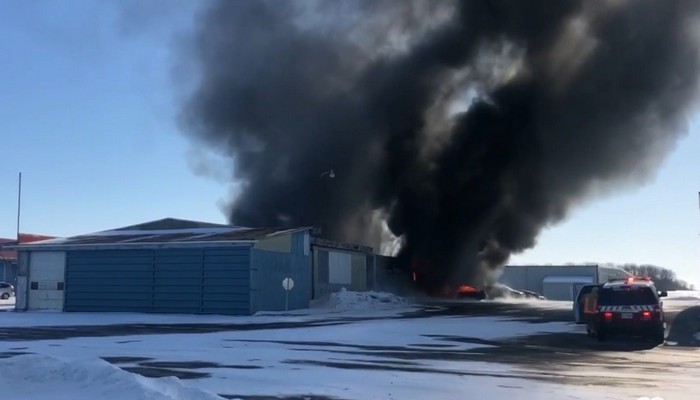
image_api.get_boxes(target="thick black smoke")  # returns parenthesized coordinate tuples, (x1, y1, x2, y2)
(180, 0, 700, 288)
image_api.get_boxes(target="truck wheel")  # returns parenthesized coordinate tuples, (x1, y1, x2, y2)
(0, 293, 9, 300)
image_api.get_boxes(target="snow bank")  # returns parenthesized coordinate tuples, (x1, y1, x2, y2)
(665, 290, 700, 301)
(0, 354, 225, 400)
(313, 288, 409, 310)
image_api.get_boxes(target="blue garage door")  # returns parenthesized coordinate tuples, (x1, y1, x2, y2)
(64, 247, 251, 314)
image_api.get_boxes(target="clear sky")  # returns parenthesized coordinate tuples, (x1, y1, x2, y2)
(1, 2, 698, 286)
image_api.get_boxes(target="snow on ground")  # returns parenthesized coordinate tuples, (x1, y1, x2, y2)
(0, 290, 417, 328)
(665, 290, 700, 301)
(310, 287, 409, 310)
(0, 312, 624, 400)
(1, 290, 698, 399)
(661, 290, 700, 310)
(0, 352, 611, 400)
(0, 355, 226, 400)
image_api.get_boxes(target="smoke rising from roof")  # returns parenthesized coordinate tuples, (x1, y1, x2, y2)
(180, 0, 700, 288)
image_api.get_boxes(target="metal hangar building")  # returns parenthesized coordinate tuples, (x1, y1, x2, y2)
(498, 264, 632, 300)
(9, 218, 337, 315)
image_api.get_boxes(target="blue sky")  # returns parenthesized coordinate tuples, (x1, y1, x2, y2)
(0, 2, 698, 286)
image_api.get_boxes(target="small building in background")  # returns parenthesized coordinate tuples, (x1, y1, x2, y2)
(0, 240, 15, 285)
(499, 264, 632, 301)
(9, 218, 377, 315)
(0, 234, 56, 286)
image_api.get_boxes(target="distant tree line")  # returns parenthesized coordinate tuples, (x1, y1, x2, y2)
(604, 263, 695, 291)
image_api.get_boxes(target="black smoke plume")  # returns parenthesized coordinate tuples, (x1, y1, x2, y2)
(180, 0, 700, 289)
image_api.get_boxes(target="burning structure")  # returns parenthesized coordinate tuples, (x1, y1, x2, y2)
(180, 1, 700, 293)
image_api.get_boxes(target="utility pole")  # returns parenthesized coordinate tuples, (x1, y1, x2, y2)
(16, 172, 22, 242)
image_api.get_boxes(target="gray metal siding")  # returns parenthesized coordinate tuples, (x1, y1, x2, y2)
(498, 265, 597, 300)
(291, 231, 309, 255)
(64, 247, 252, 315)
(249, 248, 311, 313)
(542, 282, 576, 300)
(498, 267, 528, 291)
(1, 261, 17, 286)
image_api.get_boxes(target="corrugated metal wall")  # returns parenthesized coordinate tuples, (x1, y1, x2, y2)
(64, 246, 252, 314)
(498, 267, 528, 291)
(498, 265, 598, 300)
(250, 231, 311, 312)
(1, 260, 18, 286)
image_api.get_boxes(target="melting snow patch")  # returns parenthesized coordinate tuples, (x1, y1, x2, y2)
(0, 354, 225, 400)
(314, 288, 409, 310)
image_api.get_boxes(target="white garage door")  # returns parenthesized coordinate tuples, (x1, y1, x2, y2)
(542, 275, 594, 301)
(28, 251, 66, 310)
(328, 252, 352, 285)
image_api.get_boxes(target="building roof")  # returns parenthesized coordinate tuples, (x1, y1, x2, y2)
(0, 234, 57, 261)
(310, 237, 373, 254)
(5, 218, 311, 251)
(505, 264, 599, 268)
(112, 218, 232, 231)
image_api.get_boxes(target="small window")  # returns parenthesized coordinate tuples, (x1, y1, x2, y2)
(30, 281, 38, 290)
(57, 282, 65, 291)
(0, 283, 8, 288)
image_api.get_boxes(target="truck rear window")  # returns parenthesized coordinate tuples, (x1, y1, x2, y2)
(598, 287, 656, 305)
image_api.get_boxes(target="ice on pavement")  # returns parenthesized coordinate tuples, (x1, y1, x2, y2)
(0, 354, 226, 400)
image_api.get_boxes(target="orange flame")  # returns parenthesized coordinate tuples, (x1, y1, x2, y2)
(457, 284, 478, 294)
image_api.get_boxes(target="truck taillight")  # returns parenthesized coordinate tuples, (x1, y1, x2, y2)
(641, 311, 652, 319)
(604, 312, 613, 320)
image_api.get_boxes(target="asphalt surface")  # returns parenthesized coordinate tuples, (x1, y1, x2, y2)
(1, 299, 698, 399)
